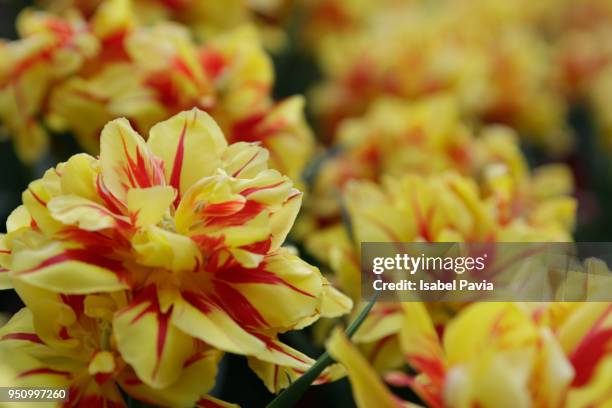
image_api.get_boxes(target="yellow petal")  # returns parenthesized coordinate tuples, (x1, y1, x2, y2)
(233, 250, 322, 331)
(148, 108, 227, 197)
(114, 291, 194, 389)
(6, 205, 31, 233)
(12, 241, 128, 294)
(88, 351, 116, 376)
(58, 153, 99, 201)
(443, 303, 537, 365)
(99, 117, 165, 201)
(120, 348, 223, 407)
(269, 190, 302, 250)
(398, 303, 446, 373)
(127, 186, 175, 227)
(132, 226, 201, 273)
(326, 328, 401, 408)
(11, 281, 79, 350)
(353, 305, 403, 344)
(47, 195, 119, 231)
(222, 142, 269, 179)
(171, 294, 265, 356)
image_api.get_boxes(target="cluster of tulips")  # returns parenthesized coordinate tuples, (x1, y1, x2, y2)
(0, 0, 610, 407)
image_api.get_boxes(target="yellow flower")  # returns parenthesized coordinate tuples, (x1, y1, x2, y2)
(41, 0, 290, 50)
(301, 96, 575, 245)
(1, 2, 313, 180)
(48, 22, 313, 184)
(0, 290, 227, 408)
(306, 0, 571, 151)
(327, 302, 612, 408)
(304, 169, 574, 378)
(1, 108, 350, 395)
(0, 9, 98, 163)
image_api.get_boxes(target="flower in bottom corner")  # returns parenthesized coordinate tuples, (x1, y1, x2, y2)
(0, 287, 227, 408)
(0, 107, 352, 402)
(327, 302, 612, 408)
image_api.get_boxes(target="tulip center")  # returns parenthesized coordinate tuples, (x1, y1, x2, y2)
(159, 213, 177, 232)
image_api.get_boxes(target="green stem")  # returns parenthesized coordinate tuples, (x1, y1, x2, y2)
(266, 294, 378, 408)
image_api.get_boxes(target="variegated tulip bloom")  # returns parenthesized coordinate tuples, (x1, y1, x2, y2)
(303, 96, 575, 261)
(1, 1, 313, 184)
(0, 108, 351, 404)
(0, 289, 230, 407)
(306, 0, 571, 151)
(327, 302, 612, 408)
(0, 9, 98, 163)
(40, 0, 291, 50)
(304, 169, 575, 376)
(48, 14, 313, 184)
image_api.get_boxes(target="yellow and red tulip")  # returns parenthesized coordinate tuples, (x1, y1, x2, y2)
(0, 108, 351, 399)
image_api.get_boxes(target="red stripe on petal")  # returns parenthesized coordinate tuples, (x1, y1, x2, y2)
(385, 371, 444, 408)
(28, 188, 47, 206)
(202, 200, 245, 217)
(169, 120, 188, 206)
(240, 181, 285, 197)
(153, 306, 172, 380)
(118, 131, 165, 190)
(406, 354, 446, 387)
(183, 351, 205, 368)
(1, 333, 43, 344)
(96, 175, 127, 215)
(239, 239, 272, 255)
(127, 289, 159, 324)
(204, 201, 266, 228)
(191, 235, 225, 256)
(182, 291, 212, 314)
(18, 248, 126, 281)
(61, 294, 85, 316)
(570, 305, 612, 387)
(17, 367, 71, 379)
(59, 327, 71, 340)
(211, 281, 268, 328)
(231, 112, 286, 144)
(231, 150, 260, 178)
(218, 259, 315, 298)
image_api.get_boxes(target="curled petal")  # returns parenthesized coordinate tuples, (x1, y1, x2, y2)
(48, 195, 122, 231)
(227, 249, 322, 331)
(319, 278, 353, 318)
